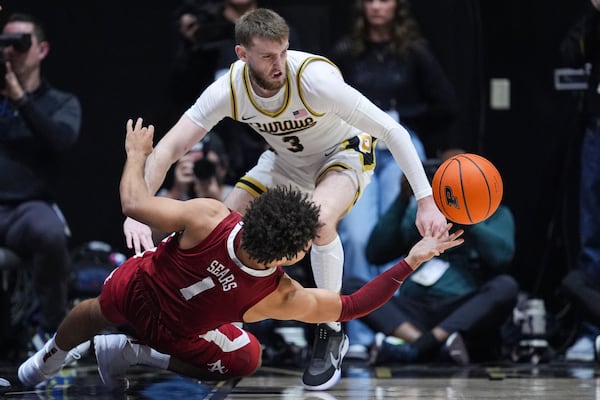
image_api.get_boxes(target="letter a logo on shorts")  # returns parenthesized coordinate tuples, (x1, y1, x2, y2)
(444, 186, 460, 209)
(207, 359, 228, 375)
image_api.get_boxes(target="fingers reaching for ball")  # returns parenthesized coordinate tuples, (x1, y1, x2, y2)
(405, 224, 464, 269)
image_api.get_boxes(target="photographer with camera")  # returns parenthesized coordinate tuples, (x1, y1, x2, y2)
(0, 13, 81, 356)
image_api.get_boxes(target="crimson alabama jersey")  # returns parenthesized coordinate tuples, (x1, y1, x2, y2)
(102, 211, 284, 337)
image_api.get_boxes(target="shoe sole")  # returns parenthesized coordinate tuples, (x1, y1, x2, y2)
(303, 335, 349, 391)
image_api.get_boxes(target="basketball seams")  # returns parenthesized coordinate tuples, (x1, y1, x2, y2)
(455, 157, 474, 224)
(458, 155, 493, 221)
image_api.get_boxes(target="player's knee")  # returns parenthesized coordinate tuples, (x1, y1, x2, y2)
(244, 332, 263, 375)
(250, 342, 263, 374)
(230, 332, 262, 377)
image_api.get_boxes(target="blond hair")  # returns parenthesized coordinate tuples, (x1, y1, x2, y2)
(235, 8, 289, 48)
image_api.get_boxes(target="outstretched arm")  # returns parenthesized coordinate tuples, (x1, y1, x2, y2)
(337, 223, 463, 321)
(263, 224, 464, 323)
(301, 60, 447, 236)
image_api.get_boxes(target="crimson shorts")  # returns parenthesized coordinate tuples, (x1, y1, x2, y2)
(99, 261, 262, 378)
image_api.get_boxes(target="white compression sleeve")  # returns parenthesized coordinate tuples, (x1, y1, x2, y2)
(301, 62, 432, 200)
(311, 235, 344, 330)
(310, 235, 344, 294)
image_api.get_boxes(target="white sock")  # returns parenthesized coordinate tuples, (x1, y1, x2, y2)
(311, 235, 344, 332)
(38, 336, 67, 375)
(124, 341, 170, 370)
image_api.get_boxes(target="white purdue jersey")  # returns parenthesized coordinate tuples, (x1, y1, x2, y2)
(186, 50, 432, 199)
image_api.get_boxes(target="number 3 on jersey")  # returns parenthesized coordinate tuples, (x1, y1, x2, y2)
(283, 135, 304, 152)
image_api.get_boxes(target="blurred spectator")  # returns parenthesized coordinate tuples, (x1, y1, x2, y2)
(343, 154, 518, 364)
(170, 0, 259, 110)
(153, 134, 231, 242)
(329, 0, 457, 159)
(329, 0, 457, 358)
(192, 157, 233, 201)
(0, 13, 81, 353)
(558, 0, 600, 362)
(156, 151, 198, 202)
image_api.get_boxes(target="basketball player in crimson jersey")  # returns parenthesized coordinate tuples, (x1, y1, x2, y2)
(18, 119, 462, 391)
(122, 8, 447, 390)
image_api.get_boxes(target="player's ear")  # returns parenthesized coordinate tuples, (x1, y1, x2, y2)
(235, 45, 247, 62)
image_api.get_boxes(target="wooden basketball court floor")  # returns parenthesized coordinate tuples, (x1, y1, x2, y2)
(1, 357, 599, 399)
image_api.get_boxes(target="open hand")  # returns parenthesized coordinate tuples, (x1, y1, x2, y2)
(405, 223, 464, 269)
(123, 216, 155, 254)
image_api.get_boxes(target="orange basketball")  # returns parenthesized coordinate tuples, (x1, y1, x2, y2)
(431, 153, 503, 225)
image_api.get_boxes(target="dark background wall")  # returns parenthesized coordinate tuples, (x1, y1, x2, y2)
(1, 0, 590, 307)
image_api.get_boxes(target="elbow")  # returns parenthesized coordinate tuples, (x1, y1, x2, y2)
(121, 203, 133, 217)
(120, 200, 146, 223)
(120, 199, 137, 218)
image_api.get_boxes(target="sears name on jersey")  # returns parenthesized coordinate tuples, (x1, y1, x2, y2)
(207, 260, 238, 291)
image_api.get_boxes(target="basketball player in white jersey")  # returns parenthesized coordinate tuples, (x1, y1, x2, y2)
(123, 8, 447, 391)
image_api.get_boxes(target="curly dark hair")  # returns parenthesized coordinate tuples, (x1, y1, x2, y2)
(241, 186, 321, 265)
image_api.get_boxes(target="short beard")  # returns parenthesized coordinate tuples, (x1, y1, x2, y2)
(248, 67, 285, 92)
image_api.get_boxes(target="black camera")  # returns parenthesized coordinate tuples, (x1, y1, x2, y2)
(0, 33, 32, 89)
